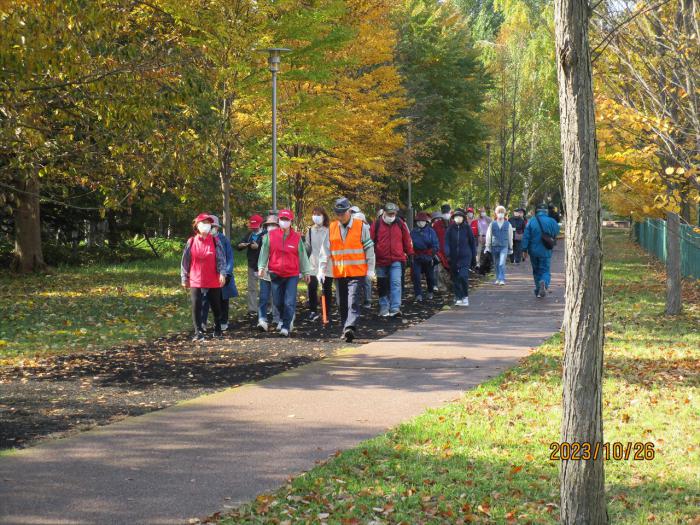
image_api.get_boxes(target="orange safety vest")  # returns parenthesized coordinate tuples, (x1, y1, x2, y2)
(329, 219, 368, 278)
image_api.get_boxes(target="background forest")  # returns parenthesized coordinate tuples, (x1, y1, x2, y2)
(1, 0, 698, 272)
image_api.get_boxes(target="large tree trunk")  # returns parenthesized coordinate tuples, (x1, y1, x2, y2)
(554, 0, 606, 523)
(12, 174, 47, 273)
(665, 211, 682, 315)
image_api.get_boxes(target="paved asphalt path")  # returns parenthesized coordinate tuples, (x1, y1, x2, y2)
(0, 248, 564, 524)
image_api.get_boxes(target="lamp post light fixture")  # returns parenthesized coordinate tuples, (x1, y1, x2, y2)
(259, 47, 291, 213)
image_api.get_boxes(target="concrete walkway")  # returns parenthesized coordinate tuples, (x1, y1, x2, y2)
(0, 248, 564, 525)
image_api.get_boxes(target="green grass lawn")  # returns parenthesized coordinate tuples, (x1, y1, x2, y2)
(0, 241, 250, 364)
(219, 230, 699, 524)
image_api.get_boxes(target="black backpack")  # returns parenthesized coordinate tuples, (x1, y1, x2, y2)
(535, 215, 556, 250)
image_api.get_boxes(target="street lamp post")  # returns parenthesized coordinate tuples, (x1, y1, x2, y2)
(261, 47, 290, 213)
(407, 123, 414, 230)
(486, 142, 491, 211)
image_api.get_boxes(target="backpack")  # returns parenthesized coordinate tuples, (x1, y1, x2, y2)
(535, 215, 556, 250)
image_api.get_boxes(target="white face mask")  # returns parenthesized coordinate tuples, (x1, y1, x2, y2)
(416, 221, 427, 228)
(467, 213, 474, 220)
(383, 214, 396, 224)
(279, 219, 291, 229)
(267, 225, 278, 232)
(197, 222, 212, 234)
(480, 212, 486, 218)
(312, 215, 324, 226)
(442, 213, 451, 221)
(211, 226, 219, 235)
(454, 216, 464, 224)
(497, 213, 505, 220)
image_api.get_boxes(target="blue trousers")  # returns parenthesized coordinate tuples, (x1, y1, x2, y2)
(451, 266, 469, 300)
(529, 254, 552, 293)
(492, 246, 509, 282)
(271, 276, 299, 330)
(376, 261, 403, 313)
(258, 279, 280, 324)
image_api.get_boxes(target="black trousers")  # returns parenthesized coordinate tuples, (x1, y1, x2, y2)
(191, 288, 222, 333)
(308, 275, 334, 314)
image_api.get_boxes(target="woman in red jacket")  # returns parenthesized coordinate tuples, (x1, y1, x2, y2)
(181, 213, 227, 341)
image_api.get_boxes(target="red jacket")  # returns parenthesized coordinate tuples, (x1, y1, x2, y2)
(268, 228, 301, 278)
(370, 219, 414, 267)
(470, 219, 479, 237)
(187, 235, 221, 288)
(432, 219, 451, 269)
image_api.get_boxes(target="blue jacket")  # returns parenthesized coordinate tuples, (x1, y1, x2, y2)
(444, 223, 477, 268)
(410, 225, 439, 257)
(521, 211, 560, 259)
(217, 232, 239, 299)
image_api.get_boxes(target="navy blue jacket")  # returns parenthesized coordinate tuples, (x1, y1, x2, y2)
(410, 225, 439, 258)
(444, 223, 477, 269)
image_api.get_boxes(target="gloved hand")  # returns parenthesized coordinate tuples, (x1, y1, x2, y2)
(367, 270, 376, 281)
(317, 270, 325, 284)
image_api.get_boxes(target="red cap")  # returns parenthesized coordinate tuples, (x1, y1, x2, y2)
(416, 212, 431, 221)
(278, 209, 294, 221)
(194, 213, 213, 223)
(467, 207, 474, 213)
(248, 214, 263, 228)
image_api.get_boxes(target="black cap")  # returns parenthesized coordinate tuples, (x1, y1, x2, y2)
(440, 204, 451, 214)
(384, 202, 399, 213)
(537, 202, 548, 211)
(453, 208, 466, 217)
(334, 197, 352, 213)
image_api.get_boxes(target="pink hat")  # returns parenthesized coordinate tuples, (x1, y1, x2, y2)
(194, 213, 213, 223)
(278, 209, 294, 221)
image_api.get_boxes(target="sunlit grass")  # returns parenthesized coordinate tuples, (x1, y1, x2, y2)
(219, 230, 699, 524)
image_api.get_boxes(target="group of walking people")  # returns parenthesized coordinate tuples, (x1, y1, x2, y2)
(181, 198, 560, 342)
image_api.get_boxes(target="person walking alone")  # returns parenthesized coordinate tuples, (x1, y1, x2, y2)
(237, 214, 265, 316)
(257, 209, 312, 337)
(371, 203, 414, 317)
(318, 197, 376, 342)
(521, 203, 560, 298)
(444, 208, 477, 306)
(181, 213, 227, 341)
(305, 207, 332, 322)
(410, 212, 439, 302)
(484, 205, 513, 285)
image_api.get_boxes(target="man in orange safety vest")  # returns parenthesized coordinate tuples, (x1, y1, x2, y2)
(318, 197, 376, 342)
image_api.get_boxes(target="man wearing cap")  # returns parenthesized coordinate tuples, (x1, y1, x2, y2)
(508, 208, 527, 264)
(410, 212, 440, 302)
(237, 214, 265, 315)
(431, 204, 453, 293)
(257, 209, 312, 337)
(370, 202, 414, 317)
(521, 203, 559, 298)
(318, 197, 376, 342)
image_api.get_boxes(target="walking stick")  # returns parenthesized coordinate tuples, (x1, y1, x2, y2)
(321, 295, 329, 325)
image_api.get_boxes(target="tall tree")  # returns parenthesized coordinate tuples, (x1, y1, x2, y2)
(593, 0, 700, 315)
(554, 0, 606, 522)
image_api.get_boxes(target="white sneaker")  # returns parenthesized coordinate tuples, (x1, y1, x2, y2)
(221, 323, 229, 331)
(257, 319, 268, 332)
(458, 297, 469, 306)
(277, 321, 283, 331)
(498, 280, 505, 286)
(280, 328, 289, 337)
(492, 280, 500, 285)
